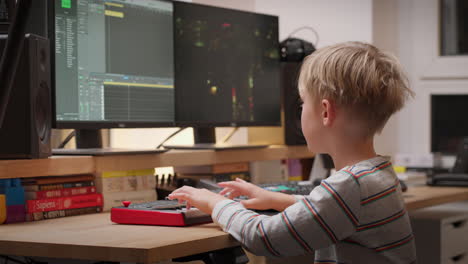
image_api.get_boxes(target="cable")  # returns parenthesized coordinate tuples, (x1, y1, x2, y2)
(56, 130, 76, 149)
(221, 127, 239, 143)
(156, 127, 187, 149)
(287, 26, 320, 47)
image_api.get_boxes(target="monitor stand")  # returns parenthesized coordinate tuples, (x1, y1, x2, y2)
(52, 129, 168, 156)
(163, 127, 268, 151)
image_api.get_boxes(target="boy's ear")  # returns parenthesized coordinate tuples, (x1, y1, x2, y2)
(321, 99, 336, 127)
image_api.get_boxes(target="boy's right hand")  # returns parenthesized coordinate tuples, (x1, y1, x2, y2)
(218, 178, 296, 211)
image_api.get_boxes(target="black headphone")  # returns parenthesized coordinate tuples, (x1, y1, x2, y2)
(279, 26, 319, 62)
(280, 38, 316, 62)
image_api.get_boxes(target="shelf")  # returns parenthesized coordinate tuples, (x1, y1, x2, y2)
(0, 145, 313, 178)
(0, 156, 94, 179)
(93, 145, 313, 172)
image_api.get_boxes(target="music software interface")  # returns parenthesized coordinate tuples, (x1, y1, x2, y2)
(54, 0, 174, 123)
(174, 3, 281, 125)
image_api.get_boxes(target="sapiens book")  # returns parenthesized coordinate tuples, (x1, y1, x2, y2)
(25, 186, 97, 200)
(22, 181, 95, 191)
(26, 193, 103, 213)
(27, 206, 102, 221)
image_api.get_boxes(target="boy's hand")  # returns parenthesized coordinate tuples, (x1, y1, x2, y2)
(218, 178, 296, 211)
(168, 186, 228, 214)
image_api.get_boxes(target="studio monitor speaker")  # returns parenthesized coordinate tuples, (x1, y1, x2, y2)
(282, 62, 306, 145)
(0, 34, 51, 159)
(248, 62, 306, 145)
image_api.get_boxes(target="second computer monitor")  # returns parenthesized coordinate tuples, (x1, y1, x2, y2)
(174, 2, 281, 127)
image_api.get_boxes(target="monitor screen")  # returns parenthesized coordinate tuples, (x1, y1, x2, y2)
(51, 0, 174, 128)
(431, 94, 468, 154)
(174, 2, 281, 127)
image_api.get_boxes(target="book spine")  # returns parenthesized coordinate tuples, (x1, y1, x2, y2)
(101, 168, 155, 178)
(22, 175, 94, 185)
(95, 175, 155, 193)
(26, 193, 103, 213)
(28, 206, 102, 221)
(22, 181, 95, 191)
(25, 186, 97, 200)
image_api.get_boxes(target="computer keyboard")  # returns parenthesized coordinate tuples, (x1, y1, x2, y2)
(197, 179, 318, 196)
(258, 181, 316, 195)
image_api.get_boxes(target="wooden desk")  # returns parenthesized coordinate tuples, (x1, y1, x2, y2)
(1, 186, 468, 264)
(404, 186, 468, 210)
(0, 214, 238, 264)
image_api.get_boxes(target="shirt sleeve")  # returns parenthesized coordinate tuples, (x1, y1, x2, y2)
(211, 171, 361, 257)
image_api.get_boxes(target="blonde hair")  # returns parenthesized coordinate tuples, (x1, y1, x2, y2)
(298, 41, 414, 135)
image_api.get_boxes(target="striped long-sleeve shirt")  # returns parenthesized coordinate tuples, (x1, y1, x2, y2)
(212, 156, 416, 263)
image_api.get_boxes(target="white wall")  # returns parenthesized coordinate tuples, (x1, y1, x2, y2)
(254, 0, 372, 47)
(390, 0, 468, 161)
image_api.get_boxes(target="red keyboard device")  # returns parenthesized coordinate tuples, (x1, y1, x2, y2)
(110, 200, 212, 226)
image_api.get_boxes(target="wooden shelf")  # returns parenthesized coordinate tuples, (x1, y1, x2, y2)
(94, 145, 313, 172)
(0, 156, 94, 179)
(0, 145, 313, 178)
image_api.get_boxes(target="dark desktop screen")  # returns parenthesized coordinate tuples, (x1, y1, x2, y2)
(54, 0, 174, 126)
(431, 95, 468, 154)
(174, 2, 281, 126)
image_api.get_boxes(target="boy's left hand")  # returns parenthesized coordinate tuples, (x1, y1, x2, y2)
(168, 186, 228, 214)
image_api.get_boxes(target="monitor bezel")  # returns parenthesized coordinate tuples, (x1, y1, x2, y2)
(173, 1, 282, 128)
(49, 0, 176, 129)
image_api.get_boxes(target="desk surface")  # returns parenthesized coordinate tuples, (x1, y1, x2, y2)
(1, 186, 468, 263)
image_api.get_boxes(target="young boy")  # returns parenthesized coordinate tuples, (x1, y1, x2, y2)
(169, 41, 416, 263)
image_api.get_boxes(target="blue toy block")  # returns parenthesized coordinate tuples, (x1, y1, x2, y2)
(0, 179, 26, 206)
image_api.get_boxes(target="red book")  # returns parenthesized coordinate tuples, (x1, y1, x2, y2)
(26, 193, 103, 213)
(25, 186, 97, 200)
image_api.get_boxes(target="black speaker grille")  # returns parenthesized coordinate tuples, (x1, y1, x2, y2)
(35, 80, 51, 142)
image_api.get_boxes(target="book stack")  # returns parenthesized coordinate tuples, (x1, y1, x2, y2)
(95, 169, 157, 211)
(174, 162, 250, 183)
(22, 175, 103, 221)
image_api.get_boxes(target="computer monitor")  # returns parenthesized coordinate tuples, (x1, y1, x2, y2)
(431, 95, 468, 154)
(50, 0, 174, 150)
(170, 2, 281, 149)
